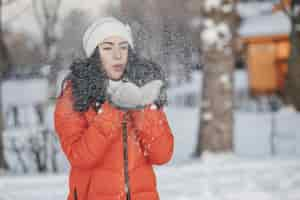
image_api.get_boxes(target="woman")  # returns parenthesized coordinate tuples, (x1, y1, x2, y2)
(54, 17, 174, 200)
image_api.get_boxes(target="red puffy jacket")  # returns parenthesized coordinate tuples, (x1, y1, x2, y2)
(54, 80, 174, 200)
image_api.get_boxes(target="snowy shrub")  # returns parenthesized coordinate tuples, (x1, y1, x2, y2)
(4, 126, 63, 174)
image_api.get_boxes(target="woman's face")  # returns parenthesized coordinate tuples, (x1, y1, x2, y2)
(98, 36, 129, 80)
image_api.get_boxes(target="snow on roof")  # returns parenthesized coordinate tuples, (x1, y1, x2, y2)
(239, 11, 291, 37)
(237, 2, 273, 19)
(1, 79, 49, 107)
(188, 2, 290, 39)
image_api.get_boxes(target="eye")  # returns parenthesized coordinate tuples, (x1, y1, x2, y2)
(120, 46, 128, 50)
(103, 47, 112, 50)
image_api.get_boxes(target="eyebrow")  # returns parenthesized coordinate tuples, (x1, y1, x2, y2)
(100, 41, 129, 46)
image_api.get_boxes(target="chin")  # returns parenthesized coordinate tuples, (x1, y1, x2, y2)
(110, 77, 122, 81)
(110, 73, 123, 81)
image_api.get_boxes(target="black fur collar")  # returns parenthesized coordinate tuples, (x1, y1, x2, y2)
(60, 53, 168, 112)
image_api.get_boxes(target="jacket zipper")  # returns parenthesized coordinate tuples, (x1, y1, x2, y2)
(122, 113, 131, 200)
(74, 187, 78, 200)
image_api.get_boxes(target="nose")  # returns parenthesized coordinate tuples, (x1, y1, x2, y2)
(113, 47, 121, 59)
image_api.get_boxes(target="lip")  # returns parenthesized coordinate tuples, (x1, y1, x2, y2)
(112, 64, 124, 72)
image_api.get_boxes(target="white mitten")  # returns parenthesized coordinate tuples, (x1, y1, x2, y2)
(140, 80, 163, 105)
(107, 79, 163, 110)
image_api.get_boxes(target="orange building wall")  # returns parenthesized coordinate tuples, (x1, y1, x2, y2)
(243, 35, 290, 95)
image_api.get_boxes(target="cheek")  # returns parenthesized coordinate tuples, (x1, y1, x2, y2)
(122, 51, 128, 63)
(103, 63, 114, 76)
(100, 53, 112, 70)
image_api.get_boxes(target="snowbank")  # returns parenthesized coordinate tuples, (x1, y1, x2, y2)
(1, 152, 300, 200)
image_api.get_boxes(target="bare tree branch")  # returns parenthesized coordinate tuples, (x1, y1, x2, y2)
(3, 3, 30, 25)
(31, 0, 63, 101)
(0, 0, 10, 171)
(32, 0, 62, 58)
(32, 0, 45, 29)
(42, 0, 50, 27)
(2, 0, 18, 6)
(51, 0, 61, 26)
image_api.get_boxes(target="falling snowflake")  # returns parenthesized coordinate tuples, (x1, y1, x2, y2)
(201, 21, 232, 50)
(222, 3, 234, 13)
(203, 112, 213, 121)
(40, 65, 51, 76)
(204, 0, 222, 12)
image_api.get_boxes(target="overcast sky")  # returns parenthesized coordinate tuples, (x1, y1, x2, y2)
(3, 0, 114, 37)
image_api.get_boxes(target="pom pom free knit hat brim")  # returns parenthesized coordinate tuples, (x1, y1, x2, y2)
(82, 17, 134, 57)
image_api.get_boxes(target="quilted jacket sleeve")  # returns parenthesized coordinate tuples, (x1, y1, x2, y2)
(131, 105, 174, 165)
(54, 81, 123, 169)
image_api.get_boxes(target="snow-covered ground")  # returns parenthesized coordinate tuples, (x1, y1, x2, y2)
(158, 152, 300, 200)
(1, 104, 300, 200)
(1, 152, 300, 200)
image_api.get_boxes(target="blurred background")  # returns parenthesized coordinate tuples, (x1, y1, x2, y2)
(0, 0, 300, 199)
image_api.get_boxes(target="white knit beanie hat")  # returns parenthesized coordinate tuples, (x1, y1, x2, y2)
(82, 17, 134, 57)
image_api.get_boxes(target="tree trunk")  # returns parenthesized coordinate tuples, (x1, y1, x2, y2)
(32, 0, 62, 100)
(0, 1, 10, 73)
(283, 1, 300, 111)
(0, 83, 9, 171)
(0, 0, 10, 171)
(194, 49, 235, 155)
(193, 0, 239, 157)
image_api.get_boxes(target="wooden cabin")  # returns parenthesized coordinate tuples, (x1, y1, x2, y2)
(272, 0, 291, 12)
(242, 34, 290, 95)
(240, 2, 291, 95)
